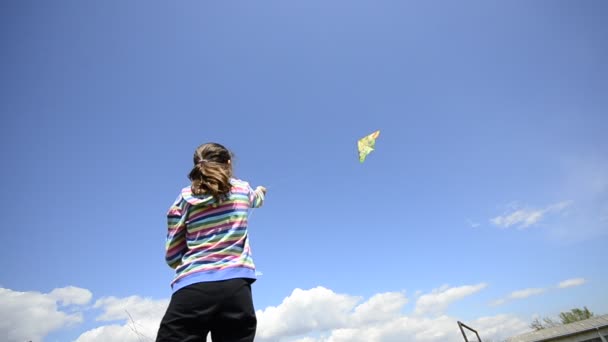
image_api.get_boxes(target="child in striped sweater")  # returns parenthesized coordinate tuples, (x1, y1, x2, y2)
(156, 142, 266, 342)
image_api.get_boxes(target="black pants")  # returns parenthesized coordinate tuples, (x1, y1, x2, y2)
(156, 278, 257, 342)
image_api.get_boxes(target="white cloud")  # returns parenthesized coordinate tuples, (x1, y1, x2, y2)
(0, 286, 90, 342)
(254, 284, 524, 342)
(557, 278, 586, 288)
(491, 278, 586, 307)
(50, 286, 93, 306)
(93, 295, 169, 322)
(309, 316, 459, 342)
(257, 283, 493, 341)
(470, 314, 530, 341)
(414, 283, 487, 315)
(75, 295, 168, 342)
(292, 338, 319, 342)
(490, 201, 573, 229)
(256, 286, 361, 340)
(509, 288, 546, 299)
(255, 283, 487, 341)
(491, 287, 546, 306)
(352, 292, 408, 324)
(491, 209, 544, 228)
(76, 324, 153, 342)
(280, 314, 528, 342)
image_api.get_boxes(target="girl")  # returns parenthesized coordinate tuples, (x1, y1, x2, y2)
(156, 142, 266, 342)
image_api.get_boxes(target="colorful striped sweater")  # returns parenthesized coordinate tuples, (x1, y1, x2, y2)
(165, 178, 265, 292)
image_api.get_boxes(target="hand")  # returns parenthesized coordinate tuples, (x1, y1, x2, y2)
(255, 186, 267, 195)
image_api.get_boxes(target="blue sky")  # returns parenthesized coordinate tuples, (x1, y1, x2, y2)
(1, 1, 607, 341)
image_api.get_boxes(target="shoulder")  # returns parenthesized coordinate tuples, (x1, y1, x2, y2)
(167, 188, 188, 216)
(171, 188, 188, 206)
(230, 178, 252, 191)
(178, 185, 216, 206)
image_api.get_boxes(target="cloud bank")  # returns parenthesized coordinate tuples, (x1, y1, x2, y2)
(0, 286, 91, 342)
(6, 280, 588, 341)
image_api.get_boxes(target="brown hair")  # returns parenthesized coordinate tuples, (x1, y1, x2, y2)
(188, 142, 234, 200)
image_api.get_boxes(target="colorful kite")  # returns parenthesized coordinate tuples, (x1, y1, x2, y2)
(357, 130, 380, 163)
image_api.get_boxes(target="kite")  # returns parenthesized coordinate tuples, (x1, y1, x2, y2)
(357, 130, 380, 163)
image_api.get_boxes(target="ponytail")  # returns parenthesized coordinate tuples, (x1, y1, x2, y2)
(188, 143, 233, 201)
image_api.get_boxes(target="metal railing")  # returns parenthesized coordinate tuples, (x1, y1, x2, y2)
(458, 321, 482, 342)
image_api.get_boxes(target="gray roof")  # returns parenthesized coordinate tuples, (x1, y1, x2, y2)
(506, 314, 608, 342)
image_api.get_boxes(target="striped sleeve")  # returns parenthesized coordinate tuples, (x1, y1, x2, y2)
(165, 195, 189, 269)
(249, 185, 265, 208)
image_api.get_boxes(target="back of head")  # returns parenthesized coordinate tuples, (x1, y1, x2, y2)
(188, 142, 234, 201)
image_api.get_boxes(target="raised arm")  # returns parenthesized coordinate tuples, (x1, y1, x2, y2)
(249, 185, 266, 208)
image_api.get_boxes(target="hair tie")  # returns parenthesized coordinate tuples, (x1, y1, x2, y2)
(198, 159, 209, 165)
